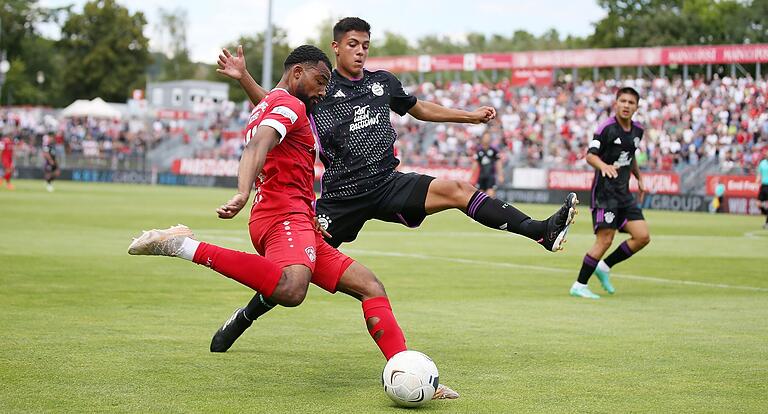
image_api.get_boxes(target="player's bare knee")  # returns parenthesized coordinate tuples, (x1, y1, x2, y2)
(363, 275, 386, 298)
(456, 180, 477, 201)
(273, 268, 310, 307)
(636, 233, 651, 247)
(279, 282, 308, 307)
(596, 234, 614, 249)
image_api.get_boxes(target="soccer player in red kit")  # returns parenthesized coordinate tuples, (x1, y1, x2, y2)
(1, 136, 14, 190)
(127, 45, 457, 399)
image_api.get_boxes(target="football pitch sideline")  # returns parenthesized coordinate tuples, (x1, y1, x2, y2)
(1, 180, 766, 413)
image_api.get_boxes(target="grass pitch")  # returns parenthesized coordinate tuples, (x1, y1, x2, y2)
(1, 180, 766, 413)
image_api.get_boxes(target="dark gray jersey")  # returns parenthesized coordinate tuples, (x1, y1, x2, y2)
(588, 117, 644, 209)
(312, 69, 417, 199)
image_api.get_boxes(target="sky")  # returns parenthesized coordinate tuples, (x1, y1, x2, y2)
(38, 0, 606, 63)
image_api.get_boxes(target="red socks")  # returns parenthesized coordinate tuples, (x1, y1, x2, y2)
(192, 242, 282, 298)
(362, 297, 407, 360)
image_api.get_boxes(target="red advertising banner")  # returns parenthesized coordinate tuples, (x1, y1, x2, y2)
(706, 175, 760, 197)
(430, 55, 465, 71)
(156, 109, 195, 120)
(476, 53, 515, 70)
(365, 44, 768, 73)
(173, 158, 327, 179)
(364, 56, 420, 73)
(511, 69, 554, 87)
(400, 165, 473, 182)
(548, 170, 594, 190)
(548, 170, 680, 194)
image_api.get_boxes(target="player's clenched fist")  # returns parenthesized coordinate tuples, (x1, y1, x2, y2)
(217, 192, 249, 219)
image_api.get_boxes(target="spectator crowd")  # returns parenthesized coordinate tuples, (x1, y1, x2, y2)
(2, 76, 767, 175)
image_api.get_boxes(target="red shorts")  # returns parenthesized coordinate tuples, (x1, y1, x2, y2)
(249, 213, 353, 293)
(1, 158, 11, 170)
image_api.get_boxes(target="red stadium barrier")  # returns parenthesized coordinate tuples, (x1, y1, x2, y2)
(548, 170, 680, 194)
(705, 175, 760, 197)
(366, 44, 768, 73)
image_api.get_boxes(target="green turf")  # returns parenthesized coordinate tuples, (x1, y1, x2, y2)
(1, 180, 767, 413)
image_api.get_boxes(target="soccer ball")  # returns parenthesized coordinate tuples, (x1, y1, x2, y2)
(381, 350, 439, 407)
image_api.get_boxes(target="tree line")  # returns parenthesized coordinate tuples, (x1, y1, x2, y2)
(2, 0, 767, 106)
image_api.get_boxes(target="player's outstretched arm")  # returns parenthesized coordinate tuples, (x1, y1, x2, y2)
(407, 100, 496, 124)
(217, 126, 280, 219)
(216, 45, 268, 105)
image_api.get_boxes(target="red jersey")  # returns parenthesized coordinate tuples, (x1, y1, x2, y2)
(244, 88, 316, 220)
(1, 137, 13, 162)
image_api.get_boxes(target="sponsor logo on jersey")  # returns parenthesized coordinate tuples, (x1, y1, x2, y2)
(350, 105, 381, 132)
(371, 82, 384, 96)
(249, 101, 269, 123)
(333, 89, 346, 98)
(613, 150, 632, 167)
(614, 138, 622, 144)
(305, 246, 316, 263)
(271, 106, 298, 124)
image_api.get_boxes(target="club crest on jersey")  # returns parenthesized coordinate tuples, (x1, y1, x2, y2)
(604, 211, 615, 224)
(371, 82, 384, 96)
(613, 138, 622, 144)
(305, 246, 316, 263)
(317, 214, 332, 230)
(333, 89, 346, 98)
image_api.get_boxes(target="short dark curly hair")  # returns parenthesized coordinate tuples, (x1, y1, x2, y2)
(616, 86, 640, 102)
(283, 45, 332, 71)
(333, 17, 371, 41)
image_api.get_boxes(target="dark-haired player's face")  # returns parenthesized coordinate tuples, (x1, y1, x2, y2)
(615, 93, 638, 120)
(332, 30, 370, 76)
(293, 62, 331, 111)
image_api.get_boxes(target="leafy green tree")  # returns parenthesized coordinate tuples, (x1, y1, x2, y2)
(58, 0, 149, 102)
(589, 0, 762, 47)
(0, 0, 68, 105)
(155, 7, 195, 80)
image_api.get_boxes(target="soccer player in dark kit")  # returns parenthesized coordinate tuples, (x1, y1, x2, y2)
(570, 87, 651, 299)
(128, 45, 459, 399)
(213, 17, 577, 358)
(42, 141, 60, 192)
(472, 132, 504, 198)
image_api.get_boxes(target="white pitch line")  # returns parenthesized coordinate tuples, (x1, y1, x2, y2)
(343, 248, 768, 293)
(194, 230, 768, 292)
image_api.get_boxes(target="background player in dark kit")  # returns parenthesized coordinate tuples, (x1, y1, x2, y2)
(472, 131, 504, 198)
(570, 87, 651, 299)
(42, 141, 60, 192)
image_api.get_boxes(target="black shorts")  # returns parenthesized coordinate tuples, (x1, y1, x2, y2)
(759, 184, 768, 202)
(476, 175, 497, 191)
(591, 204, 644, 234)
(315, 172, 435, 247)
